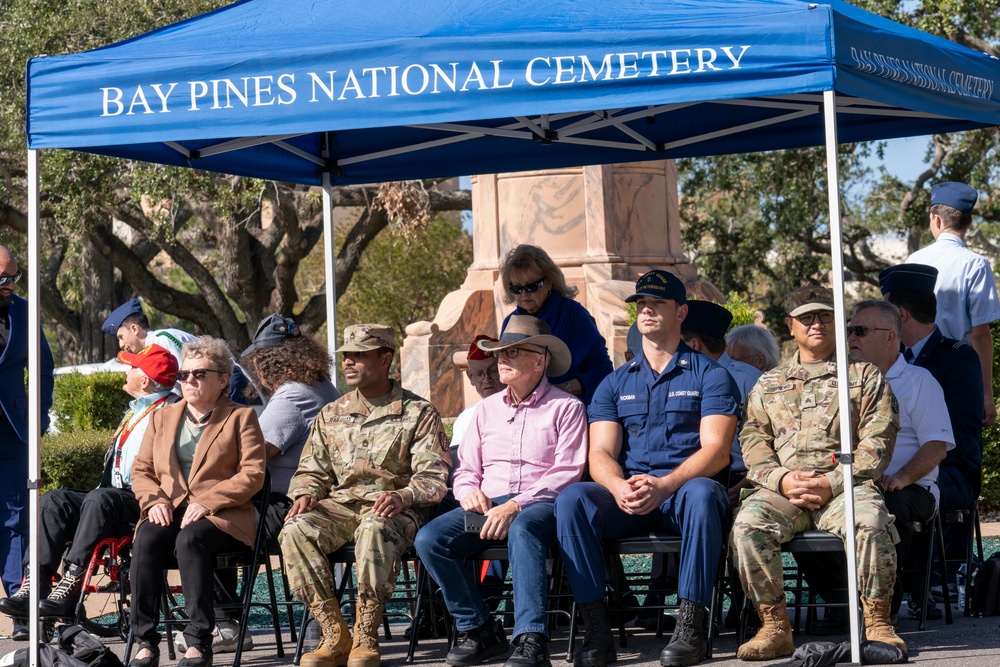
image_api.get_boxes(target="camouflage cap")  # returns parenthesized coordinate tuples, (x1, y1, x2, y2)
(784, 285, 834, 317)
(336, 323, 395, 353)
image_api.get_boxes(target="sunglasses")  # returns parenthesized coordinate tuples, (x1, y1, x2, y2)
(508, 278, 545, 295)
(0, 270, 22, 287)
(794, 311, 835, 326)
(846, 325, 891, 337)
(177, 368, 225, 383)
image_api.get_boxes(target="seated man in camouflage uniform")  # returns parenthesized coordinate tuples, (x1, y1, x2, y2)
(731, 286, 906, 660)
(279, 324, 450, 667)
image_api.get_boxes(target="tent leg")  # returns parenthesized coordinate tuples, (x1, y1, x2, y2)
(27, 149, 42, 667)
(822, 89, 862, 666)
(322, 171, 338, 357)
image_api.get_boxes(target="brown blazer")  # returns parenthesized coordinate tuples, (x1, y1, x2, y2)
(131, 397, 266, 547)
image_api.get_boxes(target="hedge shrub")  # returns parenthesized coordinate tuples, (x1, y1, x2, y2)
(40, 428, 113, 493)
(981, 321, 1000, 512)
(52, 371, 130, 433)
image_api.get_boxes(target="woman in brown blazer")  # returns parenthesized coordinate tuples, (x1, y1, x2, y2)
(129, 336, 265, 667)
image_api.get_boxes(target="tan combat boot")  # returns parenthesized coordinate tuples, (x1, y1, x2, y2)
(862, 597, 907, 656)
(347, 596, 383, 667)
(301, 598, 353, 667)
(736, 599, 796, 661)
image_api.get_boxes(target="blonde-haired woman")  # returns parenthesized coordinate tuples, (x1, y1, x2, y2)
(499, 244, 612, 405)
(129, 336, 265, 667)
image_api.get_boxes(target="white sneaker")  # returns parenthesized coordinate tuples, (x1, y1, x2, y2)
(174, 621, 254, 654)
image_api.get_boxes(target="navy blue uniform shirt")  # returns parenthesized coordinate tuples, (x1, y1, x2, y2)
(588, 341, 739, 476)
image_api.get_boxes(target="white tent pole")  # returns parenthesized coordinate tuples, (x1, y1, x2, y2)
(322, 171, 338, 358)
(823, 89, 862, 664)
(26, 149, 41, 667)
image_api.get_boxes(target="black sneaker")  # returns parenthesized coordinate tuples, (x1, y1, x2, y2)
(907, 597, 943, 621)
(504, 633, 550, 667)
(447, 616, 510, 666)
(38, 563, 86, 619)
(11, 619, 28, 641)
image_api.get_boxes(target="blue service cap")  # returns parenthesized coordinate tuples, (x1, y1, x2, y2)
(931, 182, 978, 214)
(878, 263, 938, 296)
(624, 270, 686, 304)
(101, 298, 143, 335)
(682, 301, 733, 340)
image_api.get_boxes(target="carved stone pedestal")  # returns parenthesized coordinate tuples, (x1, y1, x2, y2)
(402, 160, 721, 418)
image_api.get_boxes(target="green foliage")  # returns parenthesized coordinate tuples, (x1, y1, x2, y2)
(336, 215, 474, 352)
(40, 429, 113, 493)
(52, 371, 130, 432)
(981, 320, 1000, 511)
(724, 292, 758, 330)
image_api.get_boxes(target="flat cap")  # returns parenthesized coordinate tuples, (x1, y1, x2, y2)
(931, 181, 978, 214)
(878, 264, 938, 296)
(682, 301, 733, 340)
(102, 299, 143, 335)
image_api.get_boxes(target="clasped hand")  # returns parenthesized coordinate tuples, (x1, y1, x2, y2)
(614, 474, 670, 515)
(147, 502, 208, 528)
(780, 470, 833, 510)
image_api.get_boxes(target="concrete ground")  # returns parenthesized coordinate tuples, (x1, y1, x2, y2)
(2, 605, 1000, 667)
(2, 522, 998, 665)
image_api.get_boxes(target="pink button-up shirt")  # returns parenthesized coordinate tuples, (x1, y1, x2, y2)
(453, 376, 588, 508)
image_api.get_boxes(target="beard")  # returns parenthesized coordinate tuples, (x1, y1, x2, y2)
(0, 292, 10, 308)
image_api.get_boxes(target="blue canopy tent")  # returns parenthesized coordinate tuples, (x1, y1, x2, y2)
(23, 0, 1000, 662)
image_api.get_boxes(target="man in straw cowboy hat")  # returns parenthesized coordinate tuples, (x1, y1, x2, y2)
(415, 315, 587, 667)
(555, 270, 741, 667)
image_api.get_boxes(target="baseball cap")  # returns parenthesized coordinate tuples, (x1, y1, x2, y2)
(241, 314, 301, 357)
(117, 344, 179, 386)
(784, 286, 834, 317)
(624, 270, 687, 304)
(336, 324, 395, 353)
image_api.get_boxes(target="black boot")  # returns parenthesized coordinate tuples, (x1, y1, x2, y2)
(38, 562, 86, 618)
(0, 567, 32, 618)
(575, 600, 617, 667)
(659, 599, 706, 667)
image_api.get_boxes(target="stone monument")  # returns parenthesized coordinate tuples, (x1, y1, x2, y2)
(401, 159, 723, 418)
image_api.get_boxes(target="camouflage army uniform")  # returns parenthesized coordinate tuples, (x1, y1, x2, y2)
(731, 353, 900, 605)
(278, 380, 450, 606)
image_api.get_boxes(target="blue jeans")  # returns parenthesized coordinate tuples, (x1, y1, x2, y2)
(554, 479, 726, 607)
(414, 495, 555, 639)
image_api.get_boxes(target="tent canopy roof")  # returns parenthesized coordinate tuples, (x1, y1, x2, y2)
(26, 0, 1000, 184)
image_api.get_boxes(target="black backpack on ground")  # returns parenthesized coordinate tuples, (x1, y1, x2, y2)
(968, 552, 1000, 617)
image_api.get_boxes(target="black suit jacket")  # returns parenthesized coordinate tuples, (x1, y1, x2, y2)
(911, 326, 983, 482)
(0, 294, 54, 448)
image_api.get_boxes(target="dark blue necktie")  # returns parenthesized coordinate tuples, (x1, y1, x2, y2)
(903, 347, 914, 363)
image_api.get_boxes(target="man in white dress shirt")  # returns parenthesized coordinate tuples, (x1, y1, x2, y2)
(848, 300, 954, 619)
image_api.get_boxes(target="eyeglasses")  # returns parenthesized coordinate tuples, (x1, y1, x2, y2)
(467, 367, 501, 383)
(846, 325, 892, 338)
(177, 368, 225, 383)
(496, 347, 545, 359)
(508, 278, 545, 295)
(794, 311, 835, 326)
(0, 271, 22, 287)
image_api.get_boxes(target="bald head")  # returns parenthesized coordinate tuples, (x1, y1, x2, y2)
(0, 245, 19, 308)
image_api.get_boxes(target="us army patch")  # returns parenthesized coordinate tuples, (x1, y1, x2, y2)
(438, 430, 449, 452)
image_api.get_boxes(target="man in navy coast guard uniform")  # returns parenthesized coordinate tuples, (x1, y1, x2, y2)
(555, 270, 740, 667)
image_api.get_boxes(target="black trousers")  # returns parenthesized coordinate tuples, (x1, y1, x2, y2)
(130, 508, 246, 650)
(30, 487, 139, 587)
(885, 484, 936, 610)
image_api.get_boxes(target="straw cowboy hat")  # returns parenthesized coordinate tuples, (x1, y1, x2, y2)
(477, 315, 572, 377)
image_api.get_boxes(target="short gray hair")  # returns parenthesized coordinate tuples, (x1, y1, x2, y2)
(726, 324, 781, 371)
(182, 336, 234, 375)
(851, 300, 902, 337)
